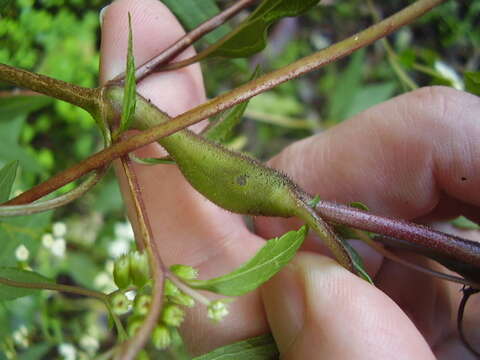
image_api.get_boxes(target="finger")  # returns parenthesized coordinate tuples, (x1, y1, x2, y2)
(255, 86, 480, 350)
(257, 87, 480, 225)
(261, 252, 436, 359)
(100, 0, 267, 354)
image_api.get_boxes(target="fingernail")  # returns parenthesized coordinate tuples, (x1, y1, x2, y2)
(261, 261, 304, 352)
(99, 3, 111, 27)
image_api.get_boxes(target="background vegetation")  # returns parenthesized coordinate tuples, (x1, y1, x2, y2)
(0, 0, 478, 358)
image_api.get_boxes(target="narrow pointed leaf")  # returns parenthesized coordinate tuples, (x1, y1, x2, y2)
(193, 333, 279, 360)
(204, 68, 261, 143)
(0, 160, 18, 203)
(186, 226, 307, 296)
(0, 267, 54, 301)
(207, 0, 320, 58)
(120, 13, 137, 132)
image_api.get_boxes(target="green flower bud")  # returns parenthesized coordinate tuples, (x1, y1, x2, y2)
(130, 251, 150, 288)
(152, 325, 171, 350)
(170, 264, 198, 280)
(161, 304, 185, 327)
(127, 314, 144, 337)
(113, 254, 131, 289)
(110, 292, 131, 315)
(169, 292, 195, 308)
(163, 279, 180, 297)
(133, 294, 151, 316)
(207, 300, 229, 322)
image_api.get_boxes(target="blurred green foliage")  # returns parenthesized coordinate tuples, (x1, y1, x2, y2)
(0, 0, 478, 359)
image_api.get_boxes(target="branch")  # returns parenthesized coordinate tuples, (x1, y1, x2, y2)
(111, 0, 257, 83)
(0, 167, 108, 217)
(115, 156, 165, 360)
(5, 0, 446, 205)
(314, 200, 480, 269)
(0, 63, 100, 114)
(0, 276, 108, 302)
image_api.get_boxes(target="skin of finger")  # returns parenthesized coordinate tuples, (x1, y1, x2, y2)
(261, 252, 436, 359)
(255, 87, 480, 353)
(100, 0, 269, 354)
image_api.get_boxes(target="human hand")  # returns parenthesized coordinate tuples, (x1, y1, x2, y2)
(100, 0, 480, 358)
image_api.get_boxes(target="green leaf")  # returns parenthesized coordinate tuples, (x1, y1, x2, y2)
(130, 154, 175, 166)
(207, 0, 320, 58)
(343, 241, 373, 284)
(193, 333, 279, 360)
(0, 267, 54, 301)
(343, 82, 397, 120)
(451, 216, 480, 230)
(0, 161, 18, 203)
(0, 96, 51, 124)
(465, 71, 480, 96)
(327, 49, 365, 124)
(161, 0, 229, 43)
(350, 201, 369, 212)
(120, 13, 137, 132)
(187, 226, 307, 296)
(307, 195, 321, 208)
(204, 68, 260, 143)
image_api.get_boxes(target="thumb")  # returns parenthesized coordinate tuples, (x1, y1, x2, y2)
(261, 252, 435, 359)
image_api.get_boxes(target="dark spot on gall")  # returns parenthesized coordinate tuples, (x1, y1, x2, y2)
(236, 175, 248, 186)
(461, 177, 467, 181)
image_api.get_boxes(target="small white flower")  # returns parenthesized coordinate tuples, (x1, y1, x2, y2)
(12, 325, 29, 347)
(125, 290, 136, 301)
(114, 222, 134, 240)
(79, 335, 99, 354)
(108, 238, 131, 258)
(42, 233, 54, 248)
(435, 61, 464, 90)
(207, 300, 230, 322)
(51, 238, 66, 258)
(53, 222, 67, 238)
(15, 245, 29, 261)
(58, 343, 77, 360)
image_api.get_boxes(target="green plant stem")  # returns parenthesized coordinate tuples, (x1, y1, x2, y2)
(0, 63, 100, 114)
(166, 272, 211, 306)
(115, 156, 165, 360)
(4, 0, 446, 206)
(0, 276, 108, 302)
(111, 0, 257, 83)
(0, 167, 108, 217)
(366, 0, 418, 91)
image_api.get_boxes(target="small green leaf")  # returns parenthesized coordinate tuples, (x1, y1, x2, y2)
(207, 0, 320, 58)
(350, 201, 369, 212)
(204, 68, 260, 143)
(307, 195, 321, 208)
(193, 333, 279, 360)
(186, 226, 307, 296)
(0, 267, 54, 301)
(465, 71, 480, 96)
(327, 49, 365, 124)
(342, 241, 373, 284)
(451, 216, 480, 230)
(120, 13, 137, 132)
(130, 154, 175, 165)
(0, 160, 18, 203)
